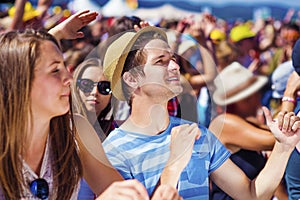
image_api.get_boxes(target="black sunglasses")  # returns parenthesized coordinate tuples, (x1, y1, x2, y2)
(29, 178, 49, 199)
(77, 79, 112, 95)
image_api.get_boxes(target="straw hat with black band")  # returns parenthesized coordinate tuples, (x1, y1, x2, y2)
(103, 26, 168, 101)
(213, 62, 268, 106)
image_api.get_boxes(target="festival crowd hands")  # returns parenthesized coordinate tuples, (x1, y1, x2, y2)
(49, 10, 98, 41)
(263, 106, 300, 149)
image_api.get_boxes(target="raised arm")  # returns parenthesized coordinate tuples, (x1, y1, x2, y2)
(9, 0, 26, 30)
(281, 71, 300, 112)
(48, 10, 98, 42)
(188, 46, 217, 89)
(210, 107, 300, 200)
(9, 0, 52, 31)
(36, 0, 53, 18)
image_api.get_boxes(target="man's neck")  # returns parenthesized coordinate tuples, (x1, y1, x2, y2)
(121, 100, 170, 136)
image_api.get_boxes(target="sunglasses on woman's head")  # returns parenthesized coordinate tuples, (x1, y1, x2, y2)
(77, 79, 112, 95)
(29, 178, 49, 199)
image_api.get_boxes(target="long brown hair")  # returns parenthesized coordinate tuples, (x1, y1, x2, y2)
(0, 29, 82, 199)
(71, 58, 113, 139)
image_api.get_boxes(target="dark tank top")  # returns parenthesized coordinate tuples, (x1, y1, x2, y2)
(210, 149, 266, 200)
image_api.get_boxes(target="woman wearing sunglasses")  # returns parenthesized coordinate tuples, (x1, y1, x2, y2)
(0, 29, 184, 200)
(71, 58, 114, 142)
(71, 58, 116, 200)
(0, 11, 185, 200)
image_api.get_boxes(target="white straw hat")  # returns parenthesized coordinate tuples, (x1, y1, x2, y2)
(213, 62, 268, 106)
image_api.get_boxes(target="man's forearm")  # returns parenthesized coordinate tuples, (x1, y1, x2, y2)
(251, 141, 293, 199)
(9, 0, 26, 30)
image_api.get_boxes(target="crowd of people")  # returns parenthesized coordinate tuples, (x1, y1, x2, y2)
(1, 1, 300, 199)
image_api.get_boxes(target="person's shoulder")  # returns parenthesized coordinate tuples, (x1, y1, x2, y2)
(170, 116, 210, 135)
(170, 116, 195, 126)
(104, 127, 122, 139)
(102, 127, 130, 147)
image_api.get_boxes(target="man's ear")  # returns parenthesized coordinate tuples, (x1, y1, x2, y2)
(123, 72, 139, 88)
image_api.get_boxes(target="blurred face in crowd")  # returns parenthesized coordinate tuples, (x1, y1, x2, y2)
(234, 91, 262, 118)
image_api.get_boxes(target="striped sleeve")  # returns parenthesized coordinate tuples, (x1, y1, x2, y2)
(103, 130, 133, 180)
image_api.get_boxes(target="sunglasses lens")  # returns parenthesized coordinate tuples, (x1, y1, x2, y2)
(29, 178, 49, 199)
(78, 79, 94, 93)
(97, 81, 112, 95)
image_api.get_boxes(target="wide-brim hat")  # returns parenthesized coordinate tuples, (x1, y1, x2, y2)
(178, 40, 197, 55)
(103, 26, 167, 101)
(213, 62, 268, 106)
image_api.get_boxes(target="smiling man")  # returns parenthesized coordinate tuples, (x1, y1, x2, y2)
(102, 26, 300, 200)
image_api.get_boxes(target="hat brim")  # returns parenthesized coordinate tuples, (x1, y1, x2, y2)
(178, 40, 196, 55)
(213, 75, 268, 106)
(103, 26, 167, 101)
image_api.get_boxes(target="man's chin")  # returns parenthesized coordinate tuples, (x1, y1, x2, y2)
(173, 86, 183, 95)
(169, 87, 183, 98)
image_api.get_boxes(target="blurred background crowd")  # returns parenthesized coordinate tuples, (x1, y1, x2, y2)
(1, 0, 300, 199)
(1, 1, 300, 120)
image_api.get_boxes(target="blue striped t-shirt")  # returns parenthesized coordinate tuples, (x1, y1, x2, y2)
(103, 116, 230, 200)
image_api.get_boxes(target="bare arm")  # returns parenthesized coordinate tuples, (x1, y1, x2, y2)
(281, 71, 300, 112)
(9, 0, 52, 30)
(209, 113, 275, 153)
(9, 0, 26, 30)
(210, 107, 300, 200)
(74, 114, 123, 194)
(36, 0, 52, 18)
(188, 46, 217, 89)
(280, 71, 300, 152)
(48, 10, 98, 42)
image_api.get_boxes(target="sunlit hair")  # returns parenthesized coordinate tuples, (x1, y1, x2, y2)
(0, 29, 82, 199)
(71, 58, 113, 139)
(122, 31, 168, 104)
(108, 16, 142, 37)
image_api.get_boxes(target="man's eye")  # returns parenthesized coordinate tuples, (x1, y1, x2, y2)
(155, 60, 163, 64)
(52, 68, 59, 73)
